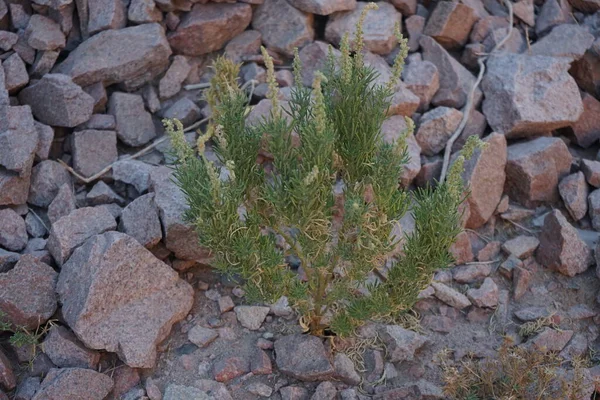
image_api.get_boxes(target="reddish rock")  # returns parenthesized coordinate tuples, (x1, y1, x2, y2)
(467, 277, 499, 308)
(32, 368, 113, 400)
(482, 54, 583, 138)
(325, 2, 401, 55)
(423, 1, 478, 50)
(108, 92, 156, 147)
(536, 209, 591, 277)
(513, 0, 535, 26)
(48, 184, 76, 224)
(378, 325, 428, 362)
(88, 0, 126, 35)
(449, 231, 474, 265)
(169, 3, 251, 56)
(452, 263, 491, 283)
(402, 60, 439, 112)
(213, 356, 249, 383)
(0, 349, 15, 391)
(581, 159, 600, 188)
(42, 326, 100, 369)
(477, 241, 502, 262)
(275, 334, 334, 381)
(250, 349, 272, 375)
(72, 129, 118, 177)
(505, 137, 572, 207)
(502, 236, 540, 259)
(415, 106, 462, 156)
(287, 0, 356, 15)
(530, 327, 573, 352)
(224, 30, 262, 64)
(253, 0, 314, 57)
(559, 172, 589, 221)
(569, 92, 600, 148)
(25, 14, 65, 50)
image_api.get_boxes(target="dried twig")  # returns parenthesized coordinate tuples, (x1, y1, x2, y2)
(439, 0, 514, 183)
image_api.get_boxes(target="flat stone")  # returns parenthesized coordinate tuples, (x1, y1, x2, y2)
(326, 2, 401, 55)
(112, 160, 154, 193)
(25, 14, 65, 50)
(28, 160, 71, 207)
(582, 159, 600, 188)
(0, 209, 27, 251)
(71, 129, 118, 177)
(415, 106, 463, 156)
(169, 3, 251, 56)
(378, 325, 428, 363)
(274, 334, 334, 381)
(0, 255, 57, 330)
(234, 306, 270, 330)
(119, 193, 162, 248)
(108, 92, 156, 147)
(431, 282, 471, 309)
(18, 73, 93, 128)
(218, 296, 235, 313)
(423, 1, 478, 49)
(224, 30, 262, 64)
(213, 355, 249, 383)
(188, 325, 218, 348)
(453, 263, 492, 283)
(482, 54, 583, 138)
(559, 172, 589, 221)
(150, 166, 211, 261)
(54, 23, 171, 90)
(159, 55, 191, 99)
(41, 325, 100, 369)
(420, 35, 482, 109)
(530, 24, 595, 61)
(47, 206, 117, 266)
(47, 183, 76, 224)
(422, 315, 455, 333)
(402, 60, 439, 112)
(162, 97, 201, 127)
(32, 368, 113, 400)
(505, 137, 572, 207)
(163, 384, 210, 400)
(537, 209, 591, 277)
(502, 235, 540, 259)
(466, 277, 499, 308)
(569, 0, 600, 11)
(2, 53, 29, 94)
(57, 232, 194, 368)
(88, 0, 126, 35)
(530, 327, 573, 352)
(253, 0, 314, 57)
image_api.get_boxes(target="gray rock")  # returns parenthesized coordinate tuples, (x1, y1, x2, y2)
(452, 263, 492, 283)
(25, 14, 65, 50)
(25, 212, 47, 238)
(28, 160, 71, 207)
(333, 353, 360, 385)
(0, 209, 27, 251)
(0, 255, 57, 330)
(159, 55, 191, 99)
(569, 92, 600, 148)
(29, 50, 60, 80)
(18, 74, 94, 128)
(502, 235, 540, 259)
(119, 193, 162, 248)
(234, 306, 270, 330)
(224, 30, 262, 64)
(582, 159, 600, 188)
(108, 92, 156, 147)
(537, 209, 591, 277)
(0, 348, 15, 391)
(298, 41, 341, 87)
(15, 377, 40, 400)
(34, 122, 54, 161)
(530, 24, 595, 61)
(288, 0, 356, 15)
(42, 326, 100, 369)
(128, 0, 162, 24)
(378, 325, 428, 364)
(112, 160, 154, 193)
(310, 381, 336, 400)
(71, 129, 118, 177)
(431, 282, 471, 309)
(2, 53, 29, 94)
(275, 334, 334, 381)
(482, 54, 583, 138)
(402, 60, 439, 112)
(47, 206, 117, 266)
(32, 368, 113, 400)
(162, 98, 201, 127)
(56, 232, 194, 368)
(87, 0, 127, 35)
(86, 181, 124, 206)
(188, 325, 218, 348)
(163, 384, 210, 400)
(0, 249, 20, 273)
(588, 189, 600, 230)
(54, 23, 171, 90)
(75, 114, 116, 131)
(415, 106, 463, 156)
(47, 183, 76, 224)
(466, 277, 499, 308)
(559, 172, 589, 221)
(247, 382, 273, 398)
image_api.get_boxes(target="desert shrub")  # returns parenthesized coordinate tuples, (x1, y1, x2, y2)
(166, 3, 480, 337)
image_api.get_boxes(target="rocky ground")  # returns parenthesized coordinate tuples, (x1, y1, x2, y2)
(1, 0, 600, 399)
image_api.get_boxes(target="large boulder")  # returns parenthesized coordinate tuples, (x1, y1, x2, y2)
(54, 23, 171, 90)
(168, 3, 252, 56)
(482, 54, 583, 138)
(56, 232, 194, 368)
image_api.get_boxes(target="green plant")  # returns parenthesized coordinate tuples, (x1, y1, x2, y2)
(166, 3, 480, 337)
(0, 311, 55, 364)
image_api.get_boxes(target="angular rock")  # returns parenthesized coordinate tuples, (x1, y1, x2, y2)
(0, 209, 27, 251)
(420, 35, 482, 109)
(402, 60, 439, 112)
(326, 2, 401, 55)
(0, 31, 18, 51)
(513, 0, 535, 26)
(569, 0, 600, 11)
(461, 132, 507, 229)
(530, 24, 595, 61)
(83, 82, 108, 114)
(502, 236, 540, 259)
(150, 166, 211, 261)
(159, 55, 191, 99)
(224, 30, 262, 64)
(299, 41, 341, 87)
(30, 50, 60, 79)
(47, 206, 117, 266)
(54, 23, 171, 90)
(588, 189, 600, 230)
(536, 209, 591, 277)
(559, 172, 589, 221)
(423, 1, 478, 49)
(188, 325, 218, 348)
(378, 325, 428, 363)
(466, 277, 499, 308)
(168, 3, 251, 56)
(311, 381, 336, 400)
(280, 386, 309, 400)
(108, 92, 156, 147)
(19, 74, 94, 128)
(582, 159, 600, 188)
(162, 98, 201, 127)
(86, 181, 124, 206)
(0, 255, 57, 330)
(405, 15, 425, 52)
(25, 14, 65, 50)
(452, 263, 492, 283)
(0, 105, 38, 173)
(431, 282, 471, 309)
(34, 122, 54, 161)
(449, 231, 474, 265)
(569, 92, 600, 148)
(57, 232, 194, 368)
(289, 0, 355, 15)
(42, 325, 100, 369)
(76, 114, 116, 132)
(0, 249, 20, 273)
(0, 347, 15, 391)
(47, 183, 76, 224)
(88, 0, 126, 35)
(112, 160, 154, 193)
(213, 355, 250, 383)
(25, 212, 47, 238)
(28, 160, 71, 207)
(71, 129, 118, 177)
(482, 54, 583, 138)
(247, 382, 273, 397)
(530, 328, 573, 352)
(381, 115, 421, 186)
(505, 137, 572, 207)
(482, 26, 526, 54)
(253, 0, 314, 57)
(333, 353, 360, 385)
(32, 368, 113, 400)
(163, 384, 210, 400)
(234, 306, 270, 330)
(274, 334, 334, 381)
(15, 376, 39, 399)
(128, 0, 162, 24)
(536, 0, 572, 36)
(415, 106, 462, 156)
(119, 193, 162, 248)
(2, 53, 29, 94)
